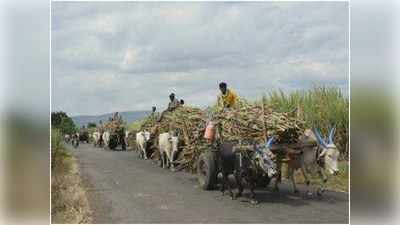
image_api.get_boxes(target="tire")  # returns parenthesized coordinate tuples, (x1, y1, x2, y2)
(121, 135, 126, 150)
(109, 134, 118, 150)
(197, 151, 217, 190)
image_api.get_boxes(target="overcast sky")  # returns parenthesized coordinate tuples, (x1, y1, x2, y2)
(51, 2, 348, 116)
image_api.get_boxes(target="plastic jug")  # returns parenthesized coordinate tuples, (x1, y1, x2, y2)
(204, 122, 215, 140)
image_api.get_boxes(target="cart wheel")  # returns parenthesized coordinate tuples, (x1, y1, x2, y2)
(109, 135, 118, 150)
(197, 151, 217, 190)
(121, 136, 126, 150)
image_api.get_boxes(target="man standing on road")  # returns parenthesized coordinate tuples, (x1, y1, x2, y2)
(217, 82, 238, 112)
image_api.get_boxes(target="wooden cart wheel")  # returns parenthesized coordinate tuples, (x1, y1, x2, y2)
(197, 151, 217, 190)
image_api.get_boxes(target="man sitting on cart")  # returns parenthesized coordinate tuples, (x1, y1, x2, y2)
(157, 93, 181, 122)
(217, 82, 238, 112)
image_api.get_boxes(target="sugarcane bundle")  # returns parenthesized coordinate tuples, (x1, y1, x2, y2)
(139, 113, 158, 132)
(157, 107, 208, 171)
(104, 120, 125, 134)
(216, 99, 305, 144)
(139, 106, 208, 172)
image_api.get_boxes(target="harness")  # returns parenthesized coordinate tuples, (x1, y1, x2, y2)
(316, 145, 325, 168)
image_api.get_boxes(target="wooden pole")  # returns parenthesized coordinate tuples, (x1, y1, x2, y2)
(261, 96, 268, 143)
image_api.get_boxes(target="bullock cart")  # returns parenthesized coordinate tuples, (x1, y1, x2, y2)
(197, 139, 317, 190)
(108, 127, 127, 150)
(79, 130, 90, 143)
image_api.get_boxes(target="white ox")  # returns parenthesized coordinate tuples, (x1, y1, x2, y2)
(158, 132, 179, 171)
(136, 131, 150, 159)
(92, 131, 101, 147)
(102, 131, 110, 149)
(125, 130, 134, 148)
(274, 127, 340, 196)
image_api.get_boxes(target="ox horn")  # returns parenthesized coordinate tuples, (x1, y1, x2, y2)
(328, 127, 336, 144)
(313, 128, 327, 148)
(266, 136, 275, 149)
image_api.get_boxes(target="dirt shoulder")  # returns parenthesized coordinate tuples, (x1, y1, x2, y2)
(51, 149, 92, 223)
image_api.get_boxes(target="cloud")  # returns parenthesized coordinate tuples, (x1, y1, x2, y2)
(51, 2, 348, 116)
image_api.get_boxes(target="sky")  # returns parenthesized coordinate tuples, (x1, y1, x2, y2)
(51, 2, 349, 116)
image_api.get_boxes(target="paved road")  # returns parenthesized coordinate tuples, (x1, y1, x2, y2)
(68, 143, 348, 223)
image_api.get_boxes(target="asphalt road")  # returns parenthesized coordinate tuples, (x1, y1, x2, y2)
(68, 143, 349, 223)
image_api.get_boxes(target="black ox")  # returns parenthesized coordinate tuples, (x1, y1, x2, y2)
(218, 138, 277, 204)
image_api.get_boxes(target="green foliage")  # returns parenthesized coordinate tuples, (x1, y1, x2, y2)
(52, 128, 63, 152)
(52, 111, 78, 134)
(265, 87, 349, 157)
(127, 118, 145, 131)
(87, 122, 97, 128)
(51, 128, 71, 171)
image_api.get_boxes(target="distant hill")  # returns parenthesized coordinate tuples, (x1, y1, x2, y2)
(71, 110, 151, 127)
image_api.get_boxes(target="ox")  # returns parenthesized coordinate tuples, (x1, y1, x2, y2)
(102, 131, 110, 149)
(71, 133, 79, 148)
(274, 127, 340, 196)
(124, 131, 131, 148)
(219, 138, 277, 204)
(136, 131, 150, 159)
(92, 131, 102, 147)
(158, 132, 179, 171)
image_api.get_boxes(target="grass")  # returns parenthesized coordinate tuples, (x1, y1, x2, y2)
(51, 128, 92, 223)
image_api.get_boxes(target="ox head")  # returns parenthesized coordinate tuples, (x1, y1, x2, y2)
(141, 131, 151, 141)
(253, 137, 277, 178)
(313, 127, 340, 175)
(168, 132, 180, 155)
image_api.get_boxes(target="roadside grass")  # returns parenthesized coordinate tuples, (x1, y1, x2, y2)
(51, 128, 92, 223)
(281, 161, 349, 193)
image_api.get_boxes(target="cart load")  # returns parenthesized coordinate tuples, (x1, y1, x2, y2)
(217, 99, 305, 144)
(139, 106, 208, 170)
(104, 120, 126, 150)
(140, 100, 305, 173)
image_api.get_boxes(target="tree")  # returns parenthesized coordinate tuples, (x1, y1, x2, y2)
(51, 111, 68, 127)
(87, 122, 97, 128)
(51, 111, 77, 134)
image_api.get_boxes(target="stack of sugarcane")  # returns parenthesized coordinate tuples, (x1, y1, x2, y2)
(140, 113, 159, 132)
(104, 119, 125, 135)
(139, 100, 305, 173)
(216, 100, 305, 144)
(138, 106, 208, 172)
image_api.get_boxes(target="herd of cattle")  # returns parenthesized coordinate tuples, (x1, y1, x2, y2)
(64, 126, 341, 204)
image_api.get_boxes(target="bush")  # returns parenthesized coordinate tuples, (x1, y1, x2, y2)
(87, 122, 97, 128)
